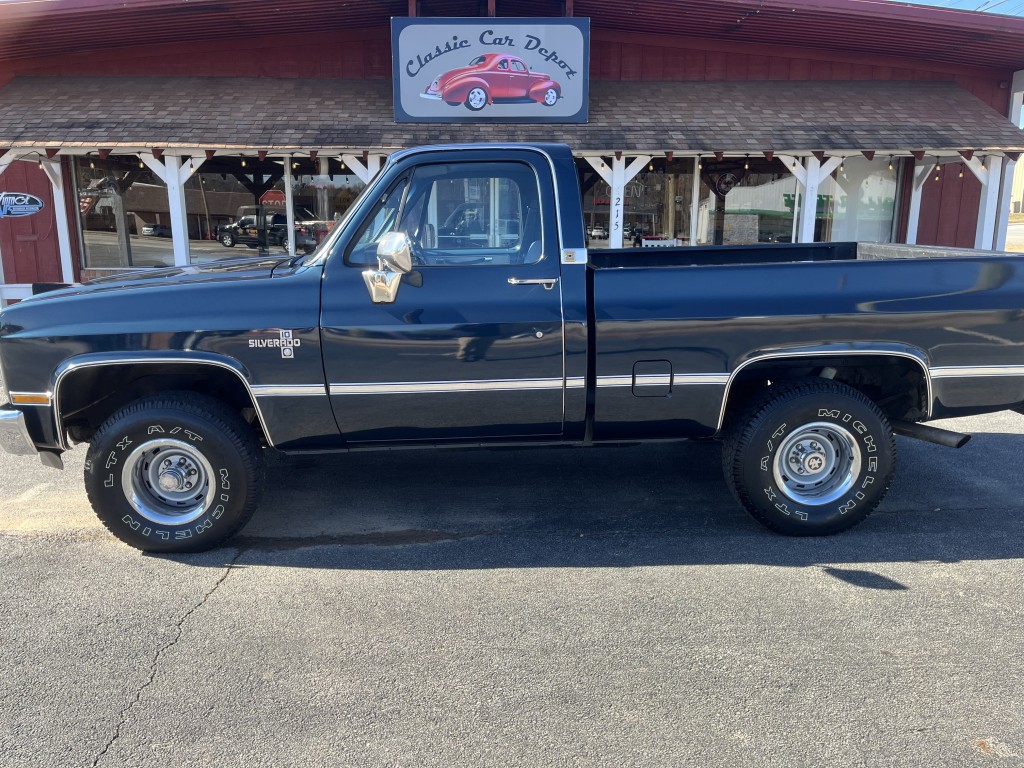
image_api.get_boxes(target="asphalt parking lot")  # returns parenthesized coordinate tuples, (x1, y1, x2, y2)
(1, 411, 1023, 767)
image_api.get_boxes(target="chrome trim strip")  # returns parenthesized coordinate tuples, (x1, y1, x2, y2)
(929, 365, 1024, 378)
(52, 356, 277, 450)
(596, 373, 731, 389)
(251, 384, 327, 397)
(8, 391, 53, 405)
(716, 348, 934, 432)
(566, 376, 586, 389)
(330, 378, 567, 395)
(675, 374, 730, 385)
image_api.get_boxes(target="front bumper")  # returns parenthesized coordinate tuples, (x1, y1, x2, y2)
(0, 407, 38, 456)
(419, 92, 443, 100)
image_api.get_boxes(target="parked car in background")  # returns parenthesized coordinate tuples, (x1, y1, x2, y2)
(421, 54, 561, 112)
(218, 207, 321, 253)
(589, 224, 608, 239)
(141, 223, 171, 237)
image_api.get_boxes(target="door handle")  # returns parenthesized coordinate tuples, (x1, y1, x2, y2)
(508, 277, 558, 290)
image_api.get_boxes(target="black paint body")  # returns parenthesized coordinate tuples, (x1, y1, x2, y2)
(2, 144, 1024, 456)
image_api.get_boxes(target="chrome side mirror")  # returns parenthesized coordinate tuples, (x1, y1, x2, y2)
(363, 232, 413, 304)
(377, 231, 413, 274)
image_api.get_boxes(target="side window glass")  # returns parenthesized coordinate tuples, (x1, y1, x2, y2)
(395, 161, 543, 267)
(344, 178, 408, 266)
(497, 59, 509, 70)
(512, 61, 527, 72)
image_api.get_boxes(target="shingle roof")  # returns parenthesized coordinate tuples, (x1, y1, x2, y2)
(1, 76, 1022, 153)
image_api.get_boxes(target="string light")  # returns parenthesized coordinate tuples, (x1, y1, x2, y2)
(791, 158, 798, 170)
(934, 165, 941, 182)
(648, 162, 654, 171)
(138, 160, 144, 168)
(744, 154, 749, 170)
(959, 165, 964, 178)
(888, 156, 894, 171)
(697, 155, 702, 171)
(89, 160, 95, 169)
(241, 159, 247, 168)
(839, 159, 845, 173)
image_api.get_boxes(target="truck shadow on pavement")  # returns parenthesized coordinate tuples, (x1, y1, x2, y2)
(158, 430, 1024, 575)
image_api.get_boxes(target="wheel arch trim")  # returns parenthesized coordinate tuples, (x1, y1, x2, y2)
(717, 345, 934, 432)
(51, 353, 275, 450)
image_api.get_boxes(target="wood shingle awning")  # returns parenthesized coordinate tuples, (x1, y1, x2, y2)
(1, 75, 1023, 154)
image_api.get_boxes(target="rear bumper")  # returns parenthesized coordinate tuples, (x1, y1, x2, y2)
(0, 407, 38, 456)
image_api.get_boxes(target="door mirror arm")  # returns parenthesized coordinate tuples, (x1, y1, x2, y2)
(363, 232, 414, 303)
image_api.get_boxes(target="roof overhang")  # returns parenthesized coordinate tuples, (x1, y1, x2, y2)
(1, 76, 1022, 155)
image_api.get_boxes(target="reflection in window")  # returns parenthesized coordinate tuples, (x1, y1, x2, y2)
(697, 161, 798, 245)
(578, 159, 694, 248)
(73, 156, 169, 268)
(399, 162, 538, 266)
(817, 157, 899, 243)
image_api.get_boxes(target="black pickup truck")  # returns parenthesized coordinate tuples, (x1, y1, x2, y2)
(1, 143, 1022, 552)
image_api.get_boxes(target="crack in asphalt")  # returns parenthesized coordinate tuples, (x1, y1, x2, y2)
(90, 547, 244, 767)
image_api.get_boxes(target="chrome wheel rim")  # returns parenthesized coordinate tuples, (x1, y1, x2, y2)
(121, 438, 216, 525)
(772, 422, 861, 506)
(467, 88, 487, 109)
(221, 234, 232, 245)
(543, 88, 557, 105)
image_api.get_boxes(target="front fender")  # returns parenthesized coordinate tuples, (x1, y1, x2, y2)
(441, 77, 490, 103)
(528, 80, 560, 101)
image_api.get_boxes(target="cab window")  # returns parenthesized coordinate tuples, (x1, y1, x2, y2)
(394, 161, 543, 266)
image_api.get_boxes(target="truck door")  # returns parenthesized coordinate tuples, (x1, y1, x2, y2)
(320, 154, 565, 443)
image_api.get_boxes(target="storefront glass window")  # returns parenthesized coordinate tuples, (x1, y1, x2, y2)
(186, 157, 365, 263)
(817, 157, 899, 243)
(696, 159, 798, 245)
(579, 158, 694, 248)
(73, 155, 170, 269)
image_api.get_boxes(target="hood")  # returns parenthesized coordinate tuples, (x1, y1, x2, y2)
(20, 255, 292, 304)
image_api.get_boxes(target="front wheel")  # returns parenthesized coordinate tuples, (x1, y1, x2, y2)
(220, 232, 235, 247)
(722, 379, 895, 536)
(542, 88, 558, 106)
(465, 87, 488, 111)
(84, 393, 264, 552)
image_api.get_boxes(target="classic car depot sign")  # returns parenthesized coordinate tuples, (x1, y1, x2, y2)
(0, 192, 44, 218)
(392, 17, 590, 123)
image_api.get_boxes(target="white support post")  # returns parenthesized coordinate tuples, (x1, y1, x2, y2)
(790, 155, 838, 244)
(906, 161, 936, 246)
(975, 155, 1003, 251)
(995, 154, 1017, 251)
(38, 159, 76, 283)
(584, 154, 651, 248)
(689, 157, 700, 246)
(797, 157, 822, 243)
(283, 155, 296, 257)
(164, 156, 190, 267)
(140, 153, 204, 266)
(341, 153, 385, 184)
(995, 70, 1023, 251)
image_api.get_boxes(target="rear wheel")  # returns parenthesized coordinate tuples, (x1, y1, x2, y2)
(84, 393, 263, 552)
(722, 379, 895, 536)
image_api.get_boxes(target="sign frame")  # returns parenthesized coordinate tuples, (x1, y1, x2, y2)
(391, 17, 590, 124)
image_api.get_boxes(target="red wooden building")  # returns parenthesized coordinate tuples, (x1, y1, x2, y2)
(1, 0, 1023, 302)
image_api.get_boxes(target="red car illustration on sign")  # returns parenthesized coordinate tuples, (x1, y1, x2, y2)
(421, 53, 561, 111)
